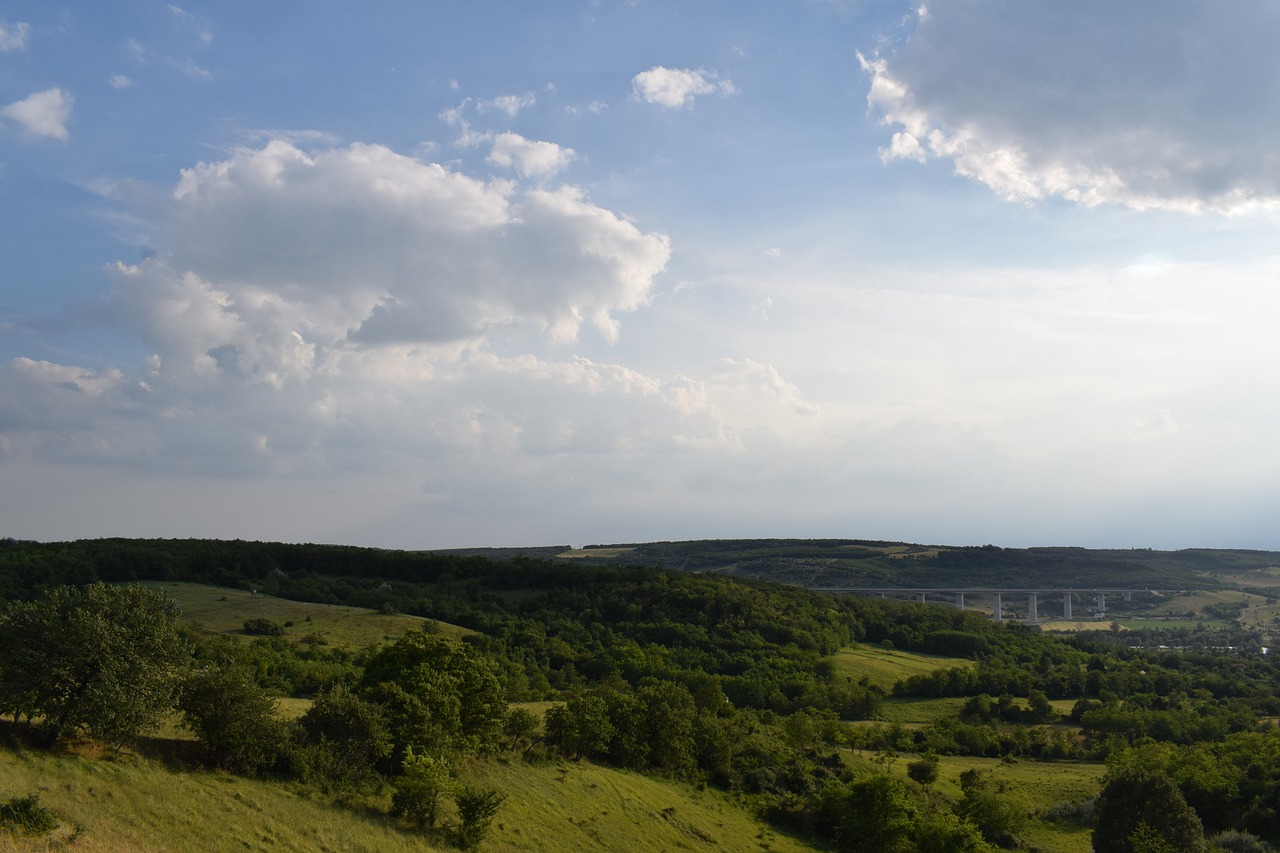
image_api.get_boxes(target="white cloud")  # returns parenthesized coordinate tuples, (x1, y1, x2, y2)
(0, 19, 29, 51)
(631, 66, 737, 108)
(477, 93, 536, 117)
(488, 132, 575, 179)
(861, 3, 1280, 213)
(1, 88, 73, 140)
(109, 75, 134, 89)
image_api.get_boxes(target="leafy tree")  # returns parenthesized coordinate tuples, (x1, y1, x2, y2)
(178, 663, 288, 774)
(817, 774, 915, 853)
(957, 770, 1026, 846)
(360, 631, 506, 756)
(907, 754, 940, 785)
(295, 685, 392, 790)
(0, 583, 189, 745)
(392, 748, 456, 829)
(452, 787, 506, 851)
(1093, 767, 1204, 853)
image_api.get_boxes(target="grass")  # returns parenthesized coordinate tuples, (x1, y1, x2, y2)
(139, 581, 471, 651)
(460, 758, 816, 852)
(555, 548, 636, 559)
(879, 752, 1105, 853)
(876, 697, 967, 725)
(0, 739, 817, 853)
(827, 645, 973, 692)
(0, 741, 443, 853)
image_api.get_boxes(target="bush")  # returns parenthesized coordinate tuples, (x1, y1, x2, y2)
(242, 618, 284, 636)
(452, 787, 506, 850)
(0, 794, 60, 836)
(1208, 830, 1273, 853)
(907, 755, 940, 785)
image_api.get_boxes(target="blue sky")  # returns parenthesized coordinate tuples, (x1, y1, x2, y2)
(4, 1, 1280, 550)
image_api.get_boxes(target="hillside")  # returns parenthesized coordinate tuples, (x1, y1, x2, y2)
(3, 537, 1280, 851)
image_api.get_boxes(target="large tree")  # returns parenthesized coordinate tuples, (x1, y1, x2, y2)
(359, 631, 507, 758)
(1093, 767, 1205, 853)
(0, 583, 190, 745)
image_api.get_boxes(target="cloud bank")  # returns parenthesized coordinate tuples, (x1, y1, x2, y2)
(862, 2, 1280, 213)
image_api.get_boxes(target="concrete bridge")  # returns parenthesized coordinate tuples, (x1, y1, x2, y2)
(812, 587, 1182, 622)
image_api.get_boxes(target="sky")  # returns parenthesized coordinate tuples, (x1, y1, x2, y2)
(3, 1, 1280, 551)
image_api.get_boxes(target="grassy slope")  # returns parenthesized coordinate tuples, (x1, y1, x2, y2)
(877, 753, 1104, 853)
(0, 744, 442, 853)
(0, 746, 815, 853)
(462, 759, 815, 853)
(139, 581, 471, 649)
(827, 645, 973, 692)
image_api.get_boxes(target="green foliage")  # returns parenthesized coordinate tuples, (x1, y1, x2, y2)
(816, 774, 915, 853)
(242, 617, 285, 636)
(361, 631, 507, 758)
(956, 770, 1027, 847)
(0, 583, 189, 745)
(295, 685, 392, 790)
(907, 754, 940, 785)
(391, 748, 456, 829)
(1093, 767, 1204, 853)
(452, 787, 506, 851)
(0, 793, 60, 836)
(177, 662, 288, 775)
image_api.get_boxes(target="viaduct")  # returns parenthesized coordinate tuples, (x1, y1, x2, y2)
(812, 588, 1182, 623)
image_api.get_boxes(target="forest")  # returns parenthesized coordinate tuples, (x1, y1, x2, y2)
(1, 536, 1279, 852)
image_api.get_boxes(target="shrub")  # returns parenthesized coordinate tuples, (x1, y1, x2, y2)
(452, 787, 506, 850)
(242, 618, 284, 636)
(0, 794, 59, 836)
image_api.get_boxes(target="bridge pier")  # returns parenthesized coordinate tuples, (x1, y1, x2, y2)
(1028, 592, 1038, 622)
(956, 592, 965, 612)
(1063, 593, 1072, 619)
(993, 592, 1003, 622)
(1097, 592, 1106, 616)
(918, 592, 927, 604)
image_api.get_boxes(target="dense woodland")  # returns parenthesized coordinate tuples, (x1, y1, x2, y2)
(2, 537, 1279, 851)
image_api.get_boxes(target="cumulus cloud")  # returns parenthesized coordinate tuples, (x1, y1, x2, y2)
(477, 93, 535, 117)
(632, 66, 737, 108)
(0, 19, 29, 51)
(109, 75, 134, 89)
(862, 2, 1280, 213)
(161, 141, 667, 351)
(487, 132, 575, 179)
(1, 88, 73, 140)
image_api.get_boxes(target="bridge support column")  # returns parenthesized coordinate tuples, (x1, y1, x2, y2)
(1097, 592, 1106, 616)
(1063, 593, 1072, 619)
(956, 592, 965, 611)
(1028, 593, 1038, 622)
(993, 593, 1003, 622)
(918, 592, 927, 604)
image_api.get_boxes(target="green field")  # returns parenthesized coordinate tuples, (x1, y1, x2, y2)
(827, 645, 973, 691)
(139, 581, 472, 650)
(876, 697, 968, 725)
(879, 752, 1104, 853)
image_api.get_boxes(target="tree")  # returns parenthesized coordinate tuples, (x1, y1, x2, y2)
(178, 663, 287, 774)
(907, 754, 940, 785)
(957, 770, 1026, 846)
(1093, 767, 1204, 853)
(452, 787, 506, 851)
(0, 583, 189, 746)
(392, 748, 456, 829)
(296, 685, 393, 789)
(360, 631, 506, 757)
(817, 775, 915, 853)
